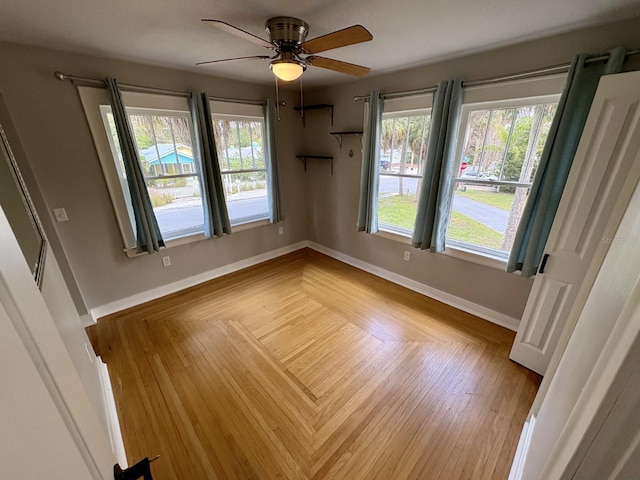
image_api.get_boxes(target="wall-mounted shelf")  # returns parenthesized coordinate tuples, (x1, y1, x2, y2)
(296, 155, 334, 175)
(330, 131, 363, 150)
(293, 104, 333, 127)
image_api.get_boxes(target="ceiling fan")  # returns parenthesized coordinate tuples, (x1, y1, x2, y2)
(197, 17, 373, 82)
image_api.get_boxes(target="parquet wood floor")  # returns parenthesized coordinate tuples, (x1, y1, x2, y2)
(88, 248, 540, 479)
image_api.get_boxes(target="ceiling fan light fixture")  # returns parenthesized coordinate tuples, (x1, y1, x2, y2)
(270, 58, 306, 82)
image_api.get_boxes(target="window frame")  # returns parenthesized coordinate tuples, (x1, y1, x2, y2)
(442, 74, 566, 270)
(79, 87, 209, 255)
(79, 88, 275, 257)
(210, 108, 270, 227)
(100, 104, 206, 242)
(367, 75, 567, 269)
(375, 93, 433, 237)
(445, 93, 561, 261)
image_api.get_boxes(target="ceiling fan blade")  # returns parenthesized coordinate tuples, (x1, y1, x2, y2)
(307, 56, 371, 77)
(302, 25, 372, 54)
(201, 19, 274, 49)
(196, 55, 271, 66)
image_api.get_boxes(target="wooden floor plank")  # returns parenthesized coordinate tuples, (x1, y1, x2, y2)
(88, 248, 539, 479)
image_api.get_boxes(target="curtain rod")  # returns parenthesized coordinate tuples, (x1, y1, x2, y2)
(54, 71, 270, 106)
(353, 48, 640, 102)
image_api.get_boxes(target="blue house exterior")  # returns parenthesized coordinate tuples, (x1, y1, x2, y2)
(139, 144, 194, 176)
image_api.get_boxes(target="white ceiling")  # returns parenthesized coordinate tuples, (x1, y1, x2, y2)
(2, 0, 640, 87)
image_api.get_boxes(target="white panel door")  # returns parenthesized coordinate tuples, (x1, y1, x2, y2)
(0, 204, 116, 478)
(510, 70, 640, 375)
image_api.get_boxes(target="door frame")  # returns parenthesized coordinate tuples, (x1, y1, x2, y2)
(0, 205, 115, 478)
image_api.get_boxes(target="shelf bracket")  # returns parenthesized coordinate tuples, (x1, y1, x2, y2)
(296, 155, 334, 175)
(330, 132, 363, 151)
(293, 104, 334, 128)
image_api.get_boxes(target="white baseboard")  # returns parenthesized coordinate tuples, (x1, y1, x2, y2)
(90, 239, 519, 331)
(306, 241, 520, 331)
(96, 357, 127, 468)
(80, 313, 95, 328)
(90, 241, 307, 321)
(509, 415, 535, 480)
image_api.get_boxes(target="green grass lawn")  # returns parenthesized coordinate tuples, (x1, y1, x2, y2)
(378, 195, 418, 230)
(456, 189, 514, 211)
(447, 212, 503, 249)
(378, 194, 504, 250)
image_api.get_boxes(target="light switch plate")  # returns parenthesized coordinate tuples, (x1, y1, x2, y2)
(53, 208, 68, 222)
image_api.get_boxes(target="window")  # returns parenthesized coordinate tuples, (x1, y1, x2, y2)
(360, 75, 566, 264)
(101, 106, 205, 241)
(78, 88, 206, 251)
(376, 94, 432, 235)
(444, 75, 565, 259)
(79, 88, 276, 255)
(210, 101, 269, 225)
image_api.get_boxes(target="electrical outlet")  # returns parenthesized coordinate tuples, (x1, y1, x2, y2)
(162, 256, 171, 267)
(278, 226, 284, 235)
(403, 251, 411, 261)
(53, 207, 69, 222)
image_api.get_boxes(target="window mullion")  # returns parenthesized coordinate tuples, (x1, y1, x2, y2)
(235, 121, 244, 171)
(498, 108, 517, 180)
(248, 122, 256, 169)
(477, 109, 493, 174)
(148, 116, 163, 176)
(417, 115, 428, 176)
(168, 116, 180, 175)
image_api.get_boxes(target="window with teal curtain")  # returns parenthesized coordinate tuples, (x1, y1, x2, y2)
(265, 99, 283, 223)
(105, 77, 164, 254)
(507, 47, 627, 277)
(208, 99, 279, 226)
(412, 79, 463, 252)
(357, 91, 382, 233)
(190, 91, 231, 238)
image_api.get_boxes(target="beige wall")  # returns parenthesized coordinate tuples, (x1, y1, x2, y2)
(0, 42, 306, 312)
(301, 16, 640, 320)
(1, 16, 640, 321)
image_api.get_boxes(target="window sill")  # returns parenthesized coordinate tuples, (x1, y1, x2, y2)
(375, 230, 508, 271)
(124, 232, 207, 257)
(442, 244, 507, 270)
(231, 218, 270, 232)
(122, 219, 271, 258)
(375, 229, 412, 245)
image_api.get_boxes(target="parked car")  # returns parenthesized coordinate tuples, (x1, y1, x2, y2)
(458, 171, 499, 192)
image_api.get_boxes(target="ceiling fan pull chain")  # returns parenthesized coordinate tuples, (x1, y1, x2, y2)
(275, 76, 281, 121)
(300, 75, 304, 121)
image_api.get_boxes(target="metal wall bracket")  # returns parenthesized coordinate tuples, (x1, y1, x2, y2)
(296, 155, 334, 175)
(330, 131, 363, 151)
(293, 104, 333, 127)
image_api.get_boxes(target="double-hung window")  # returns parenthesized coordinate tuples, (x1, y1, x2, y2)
(102, 105, 205, 241)
(210, 101, 269, 226)
(78, 87, 275, 255)
(376, 94, 432, 236)
(444, 76, 564, 260)
(79, 88, 205, 251)
(367, 76, 565, 265)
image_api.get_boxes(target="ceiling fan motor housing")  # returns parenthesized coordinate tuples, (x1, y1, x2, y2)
(265, 17, 309, 46)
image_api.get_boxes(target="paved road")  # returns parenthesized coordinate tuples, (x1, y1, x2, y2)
(155, 196, 269, 235)
(155, 184, 508, 235)
(452, 195, 508, 233)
